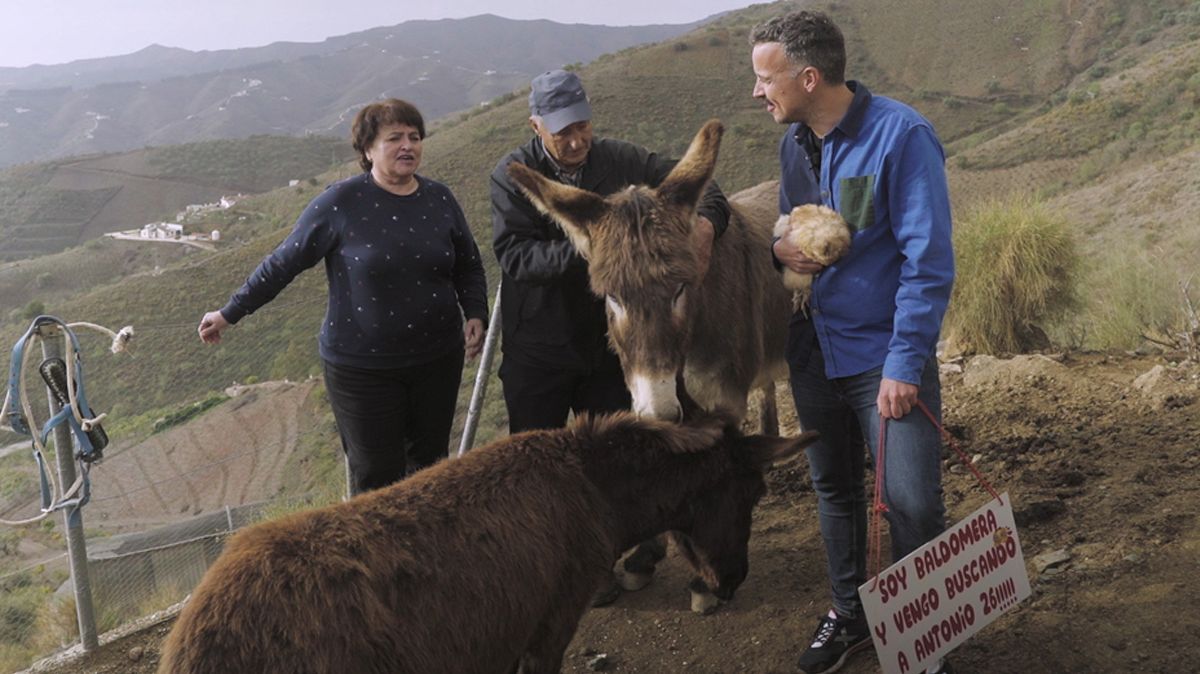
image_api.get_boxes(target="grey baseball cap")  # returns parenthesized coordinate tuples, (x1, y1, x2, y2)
(528, 69, 592, 134)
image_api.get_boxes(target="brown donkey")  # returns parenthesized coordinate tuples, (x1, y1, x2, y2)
(157, 414, 817, 674)
(506, 120, 791, 428)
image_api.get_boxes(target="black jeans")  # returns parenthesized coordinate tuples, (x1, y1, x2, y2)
(323, 346, 464, 496)
(498, 356, 630, 433)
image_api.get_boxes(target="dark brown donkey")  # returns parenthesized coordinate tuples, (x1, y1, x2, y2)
(157, 414, 817, 674)
(506, 119, 791, 429)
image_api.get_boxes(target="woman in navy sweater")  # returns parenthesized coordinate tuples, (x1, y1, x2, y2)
(198, 99, 488, 495)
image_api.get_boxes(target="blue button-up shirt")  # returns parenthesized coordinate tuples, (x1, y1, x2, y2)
(778, 82, 954, 384)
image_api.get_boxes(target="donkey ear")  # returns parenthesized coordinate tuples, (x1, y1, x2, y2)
(743, 430, 819, 468)
(656, 119, 723, 213)
(507, 162, 608, 258)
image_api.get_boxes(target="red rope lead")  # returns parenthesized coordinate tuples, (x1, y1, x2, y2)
(867, 416, 890, 590)
(914, 399, 1002, 504)
(866, 399, 1003, 591)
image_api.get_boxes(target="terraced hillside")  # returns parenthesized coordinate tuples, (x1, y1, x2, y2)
(0, 135, 355, 262)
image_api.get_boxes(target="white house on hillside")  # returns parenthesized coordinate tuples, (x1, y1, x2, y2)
(140, 223, 184, 240)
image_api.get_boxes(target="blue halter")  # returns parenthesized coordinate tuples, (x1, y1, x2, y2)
(5, 315, 101, 512)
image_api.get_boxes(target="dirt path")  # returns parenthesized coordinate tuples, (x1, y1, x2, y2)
(0, 442, 27, 460)
(21, 353, 1199, 674)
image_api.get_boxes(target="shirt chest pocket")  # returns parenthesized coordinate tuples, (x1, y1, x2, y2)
(838, 175, 876, 232)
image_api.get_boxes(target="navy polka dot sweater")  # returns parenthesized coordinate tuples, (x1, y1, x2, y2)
(220, 174, 489, 369)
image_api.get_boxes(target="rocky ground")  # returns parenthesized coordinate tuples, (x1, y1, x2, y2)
(21, 352, 1199, 674)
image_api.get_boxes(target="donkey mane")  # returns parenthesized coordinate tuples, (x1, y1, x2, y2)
(571, 411, 725, 456)
(569, 411, 747, 553)
(591, 188, 697, 298)
(615, 188, 658, 239)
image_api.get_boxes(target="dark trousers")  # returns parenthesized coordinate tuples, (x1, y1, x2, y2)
(787, 318, 945, 618)
(498, 356, 631, 433)
(323, 347, 464, 496)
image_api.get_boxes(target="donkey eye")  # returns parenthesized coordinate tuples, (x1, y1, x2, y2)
(606, 295, 626, 320)
(673, 283, 686, 301)
(671, 284, 686, 313)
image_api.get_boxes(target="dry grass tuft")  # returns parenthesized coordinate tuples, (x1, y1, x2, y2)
(946, 195, 1077, 354)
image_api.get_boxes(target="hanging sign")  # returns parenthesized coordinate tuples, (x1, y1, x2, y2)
(859, 492, 1031, 674)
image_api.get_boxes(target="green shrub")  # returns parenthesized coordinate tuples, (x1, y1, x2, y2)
(0, 573, 46, 646)
(1076, 157, 1103, 182)
(1108, 100, 1133, 118)
(1069, 251, 1183, 350)
(151, 393, 229, 434)
(0, 529, 19, 556)
(20, 301, 44, 320)
(945, 196, 1078, 354)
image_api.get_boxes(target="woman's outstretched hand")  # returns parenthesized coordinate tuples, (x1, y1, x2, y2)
(198, 310, 231, 345)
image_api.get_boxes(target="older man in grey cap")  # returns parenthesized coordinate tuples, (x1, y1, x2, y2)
(489, 69, 731, 606)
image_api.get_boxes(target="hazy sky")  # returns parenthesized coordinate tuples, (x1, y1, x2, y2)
(0, 0, 754, 68)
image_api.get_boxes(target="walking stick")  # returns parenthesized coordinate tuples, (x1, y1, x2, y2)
(458, 283, 503, 456)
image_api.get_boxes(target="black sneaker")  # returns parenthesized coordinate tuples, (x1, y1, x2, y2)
(796, 609, 872, 673)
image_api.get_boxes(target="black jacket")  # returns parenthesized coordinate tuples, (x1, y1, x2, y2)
(490, 136, 730, 370)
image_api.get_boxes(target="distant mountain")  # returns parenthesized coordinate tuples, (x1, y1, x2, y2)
(0, 14, 699, 168)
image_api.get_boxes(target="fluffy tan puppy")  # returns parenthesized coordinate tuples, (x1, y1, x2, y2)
(773, 204, 853, 313)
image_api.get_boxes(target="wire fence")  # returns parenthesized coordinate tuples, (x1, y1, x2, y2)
(0, 245, 509, 672)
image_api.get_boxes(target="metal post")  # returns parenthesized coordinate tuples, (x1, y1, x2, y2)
(39, 324, 98, 651)
(458, 286, 503, 457)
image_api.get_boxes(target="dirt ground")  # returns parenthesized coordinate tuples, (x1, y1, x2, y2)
(23, 352, 1199, 674)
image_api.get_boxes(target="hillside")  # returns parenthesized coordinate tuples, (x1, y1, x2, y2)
(0, 15, 701, 168)
(3, 0, 1196, 448)
(0, 380, 329, 532)
(0, 135, 356, 262)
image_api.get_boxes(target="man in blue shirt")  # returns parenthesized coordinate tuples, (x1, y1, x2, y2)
(750, 11, 955, 674)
